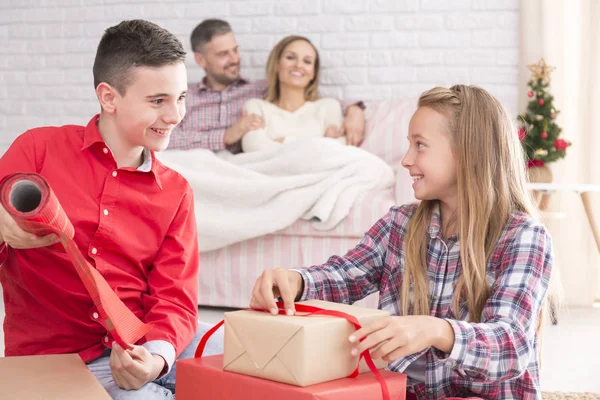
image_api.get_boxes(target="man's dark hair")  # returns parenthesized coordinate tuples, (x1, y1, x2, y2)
(190, 19, 232, 52)
(93, 19, 186, 94)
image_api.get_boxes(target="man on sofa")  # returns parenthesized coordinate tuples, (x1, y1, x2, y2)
(168, 19, 366, 153)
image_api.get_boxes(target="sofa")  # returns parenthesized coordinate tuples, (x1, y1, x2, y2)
(197, 98, 419, 309)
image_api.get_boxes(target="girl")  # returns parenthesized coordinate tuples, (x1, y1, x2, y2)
(250, 85, 553, 399)
(241, 35, 346, 152)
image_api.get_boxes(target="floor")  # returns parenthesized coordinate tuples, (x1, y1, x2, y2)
(1, 286, 599, 393)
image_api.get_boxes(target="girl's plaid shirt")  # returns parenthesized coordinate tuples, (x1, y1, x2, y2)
(294, 202, 553, 400)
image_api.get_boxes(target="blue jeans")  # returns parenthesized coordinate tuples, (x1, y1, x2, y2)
(87, 321, 224, 399)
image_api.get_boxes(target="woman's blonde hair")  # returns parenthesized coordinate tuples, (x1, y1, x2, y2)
(264, 35, 320, 104)
(401, 85, 540, 322)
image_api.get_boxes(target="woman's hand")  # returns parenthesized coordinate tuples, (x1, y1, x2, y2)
(250, 267, 304, 316)
(349, 316, 455, 362)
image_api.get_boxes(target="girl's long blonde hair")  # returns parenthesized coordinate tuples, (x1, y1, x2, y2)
(401, 85, 540, 322)
(264, 35, 320, 104)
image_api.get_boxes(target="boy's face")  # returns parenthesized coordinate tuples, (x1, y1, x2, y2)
(113, 62, 188, 152)
(401, 106, 458, 206)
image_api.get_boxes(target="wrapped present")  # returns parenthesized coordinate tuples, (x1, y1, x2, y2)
(177, 354, 407, 400)
(221, 300, 390, 386)
(0, 354, 111, 399)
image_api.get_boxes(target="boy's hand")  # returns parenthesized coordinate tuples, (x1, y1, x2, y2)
(250, 267, 303, 316)
(0, 204, 60, 249)
(110, 342, 166, 390)
(224, 111, 265, 145)
(349, 316, 455, 362)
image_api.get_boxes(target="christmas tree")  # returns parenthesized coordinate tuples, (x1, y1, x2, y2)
(518, 58, 571, 168)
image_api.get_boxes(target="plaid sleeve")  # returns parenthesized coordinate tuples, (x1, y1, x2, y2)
(293, 209, 394, 305)
(439, 221, 553, 382)
(168, 122, 226, 151)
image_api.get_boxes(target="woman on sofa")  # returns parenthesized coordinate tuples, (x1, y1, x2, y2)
(241, 35, 346, 153)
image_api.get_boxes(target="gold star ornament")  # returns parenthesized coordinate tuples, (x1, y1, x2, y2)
(527, 57, 556, 83)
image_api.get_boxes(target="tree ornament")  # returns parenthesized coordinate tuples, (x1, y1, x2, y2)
(541, 131, 548, 139)
(554, 138, 568, 150)
(528, 91, 534, 98)
(538, 99, 545, 106)
(535, 115, 544, 121)
(527, 58, 557, 83)
(518, 128, 526, 140)
(550, 109, 556, 119)
(527, 159, 545, 168)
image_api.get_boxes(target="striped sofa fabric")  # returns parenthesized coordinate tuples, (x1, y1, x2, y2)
(198, 98, 418, 308)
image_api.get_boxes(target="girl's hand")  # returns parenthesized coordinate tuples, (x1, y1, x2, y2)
(250, 267, 304, 316)
(349, 316, 455, 362)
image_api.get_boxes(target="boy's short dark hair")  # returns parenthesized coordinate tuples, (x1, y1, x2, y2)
(93, 19, 186, 95)
(190, 19, 232, 52)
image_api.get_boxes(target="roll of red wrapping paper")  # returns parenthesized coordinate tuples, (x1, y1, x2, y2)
(0, 172, 152, 348)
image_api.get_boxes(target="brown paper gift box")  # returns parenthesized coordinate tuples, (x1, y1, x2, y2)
(0, 354, 111, 399)
(223, 299, 390, 386)
(177, 354, 407, 400)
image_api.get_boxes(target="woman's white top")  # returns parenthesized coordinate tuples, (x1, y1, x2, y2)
(241, 98, 344, 153)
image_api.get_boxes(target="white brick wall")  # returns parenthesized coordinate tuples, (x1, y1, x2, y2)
(0, 0, 520, 148)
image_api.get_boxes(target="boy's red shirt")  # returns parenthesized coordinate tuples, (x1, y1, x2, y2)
(0, 115, 199, 363)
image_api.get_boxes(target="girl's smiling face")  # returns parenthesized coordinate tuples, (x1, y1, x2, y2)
(401, 106, 458, 208)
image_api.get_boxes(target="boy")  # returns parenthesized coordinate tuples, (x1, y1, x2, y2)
(0, 20, 220, 399)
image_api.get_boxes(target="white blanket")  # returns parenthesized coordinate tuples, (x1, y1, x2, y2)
(156, 138, 394, 252)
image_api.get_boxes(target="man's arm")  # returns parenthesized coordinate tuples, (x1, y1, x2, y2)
(340, 101, 366, 116)
(168, 120, 228, 151)
(339, 102, 367, 147)
(169, 111, 264, 152)
(169, 80, 268, 152)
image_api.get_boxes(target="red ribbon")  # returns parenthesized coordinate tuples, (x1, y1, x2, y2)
(0, 173, 152, 348)
(195, 302, 390, 400)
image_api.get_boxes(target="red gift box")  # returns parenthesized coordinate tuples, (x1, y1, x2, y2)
(177, 354, 407, 400)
